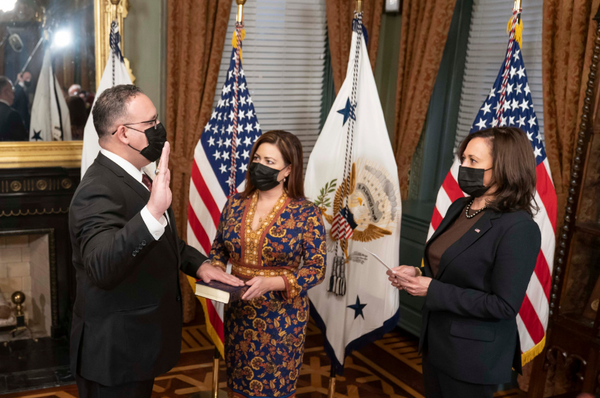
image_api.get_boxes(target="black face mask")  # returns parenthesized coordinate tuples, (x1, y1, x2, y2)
(23, 81, 32, 88)
(458, 165, 492, 197)
(126, 122, 167, 162)
(249, 162, 285, 191)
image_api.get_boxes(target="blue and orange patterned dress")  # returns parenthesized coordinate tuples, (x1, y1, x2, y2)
(209, 191, 327, 398)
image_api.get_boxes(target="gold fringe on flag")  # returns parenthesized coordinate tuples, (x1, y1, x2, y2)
(187, 275, 226, 358)
(232, 29, 246, 62)
(507, 15, 523, 49)
(521, 335, 546, 366)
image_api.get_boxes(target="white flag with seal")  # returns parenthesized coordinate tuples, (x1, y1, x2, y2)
(305, 14, 401, 374)
(81, 21, 134, 178)
(29, 48, 71, 142)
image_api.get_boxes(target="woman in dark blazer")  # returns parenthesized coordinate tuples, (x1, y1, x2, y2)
(388, 127, 541, 397)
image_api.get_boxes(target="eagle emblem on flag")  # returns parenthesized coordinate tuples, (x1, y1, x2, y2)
(317, 159, 399, 259)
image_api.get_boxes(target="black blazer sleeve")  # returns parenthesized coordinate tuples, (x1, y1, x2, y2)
(177, 237, 206, 277)
(71, 183, 159, 290)
(424, 219, 541, 319)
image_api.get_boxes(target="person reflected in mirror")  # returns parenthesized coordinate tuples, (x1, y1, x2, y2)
(0, 76, 27, 141)
(67, 95, 89, 141)
(68, 84, 82, 97)
(14, 71, 32, 132)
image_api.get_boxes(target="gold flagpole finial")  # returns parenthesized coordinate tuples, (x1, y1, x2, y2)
(356, 0, 362, 13)
(236, 0, 246, 23)
(513, 0, 521, 11)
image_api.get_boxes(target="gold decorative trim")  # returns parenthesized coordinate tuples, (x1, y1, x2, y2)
(232, 262, 296, 279)
(0, 0, 135, 170)
(0, 141, 83, 169)
(0, 208, 69, 218)
(95, 0, 134, 88)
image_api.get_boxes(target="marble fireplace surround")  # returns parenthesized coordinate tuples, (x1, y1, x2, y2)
(0, 230, 57, 339)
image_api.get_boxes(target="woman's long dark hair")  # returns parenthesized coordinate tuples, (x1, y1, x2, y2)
(458, 127, 538, 216)
(240, 130, 305, 200)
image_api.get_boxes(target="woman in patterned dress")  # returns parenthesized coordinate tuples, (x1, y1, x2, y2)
(197, 130, 327, 398)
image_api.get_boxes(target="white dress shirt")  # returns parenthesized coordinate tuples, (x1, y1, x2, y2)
(100, 148, 168, 240)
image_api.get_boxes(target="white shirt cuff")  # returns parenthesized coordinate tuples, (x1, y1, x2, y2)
(141, 206, 167, 240)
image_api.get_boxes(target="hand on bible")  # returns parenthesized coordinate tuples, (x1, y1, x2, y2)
(196, 262, 245, 287)
(147, 142, 172, 221)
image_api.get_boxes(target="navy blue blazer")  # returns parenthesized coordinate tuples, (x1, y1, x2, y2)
(420, 196, 541, 385)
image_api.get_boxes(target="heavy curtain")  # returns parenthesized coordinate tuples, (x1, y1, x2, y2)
(542, 0, 600, 224)
(393, 0, 457, 199)
(325, 0, 384, 93)
(166, 0, 232, 322)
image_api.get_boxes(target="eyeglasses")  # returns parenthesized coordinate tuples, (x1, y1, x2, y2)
(111, 115, 159, 135)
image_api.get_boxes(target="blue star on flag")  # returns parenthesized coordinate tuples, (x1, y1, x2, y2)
(31, 130, 42, 141)
(347, 296, 367, 320)
(337, 98, 356, 126)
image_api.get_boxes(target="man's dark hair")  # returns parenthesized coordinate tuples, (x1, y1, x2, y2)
(93, 84, 143, 138)
(0, 76, 12, 92)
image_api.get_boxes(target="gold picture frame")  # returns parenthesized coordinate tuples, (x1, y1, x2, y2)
(0, 0, 131, 170)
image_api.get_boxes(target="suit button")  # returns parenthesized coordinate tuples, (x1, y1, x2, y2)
(141, 240, 146, 246)
(133, 250, 138, 256)
(176, 296, 181, 302)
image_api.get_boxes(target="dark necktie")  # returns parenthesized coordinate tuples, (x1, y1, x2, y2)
(142, 173, 153, 192)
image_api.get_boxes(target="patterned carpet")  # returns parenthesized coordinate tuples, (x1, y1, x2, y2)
(1, 307, 526, 398)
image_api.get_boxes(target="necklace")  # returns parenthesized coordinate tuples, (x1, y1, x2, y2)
(465, 199, 487, 219)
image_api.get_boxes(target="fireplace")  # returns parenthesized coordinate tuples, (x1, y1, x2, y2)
(0, 230, 57, 341)
(0, 167, 79, 393)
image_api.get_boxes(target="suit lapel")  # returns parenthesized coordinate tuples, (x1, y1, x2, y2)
(435, 211, 501, 280)
(96, 154, 150, 202)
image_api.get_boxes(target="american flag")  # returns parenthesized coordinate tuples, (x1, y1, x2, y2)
(187, 39, 262, 356)
(429, 9, 557, 365)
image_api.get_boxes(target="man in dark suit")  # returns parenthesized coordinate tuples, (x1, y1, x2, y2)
(69, 84, 243, 398)
(0, 76, 28, 141)
(13, 71, 32, 132)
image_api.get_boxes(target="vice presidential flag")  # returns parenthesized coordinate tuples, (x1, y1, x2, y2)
(305, 15, 401, 374)
(429, 8, 557, 365)
(187, 26, 262, 358)
(81, 21, 133, 178)
(29, 48, 71, 142)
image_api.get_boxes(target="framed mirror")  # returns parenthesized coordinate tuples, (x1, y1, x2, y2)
(0, 0, 130, 168)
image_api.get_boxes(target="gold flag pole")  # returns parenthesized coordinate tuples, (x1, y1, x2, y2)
(237, 0, 246, 23)
(197, 4, 247, 394)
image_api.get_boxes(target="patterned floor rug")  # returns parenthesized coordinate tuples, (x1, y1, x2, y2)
(1, 307, 525, 398)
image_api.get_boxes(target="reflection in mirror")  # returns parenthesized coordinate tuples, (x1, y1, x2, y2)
(0, 0, 95, 142)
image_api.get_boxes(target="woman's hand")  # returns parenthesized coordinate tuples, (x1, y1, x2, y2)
(242, 276, 285, 300)
(396, 275, 432, 297)
(387, 266, 418, 290)
(196, 262, 245, 287)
